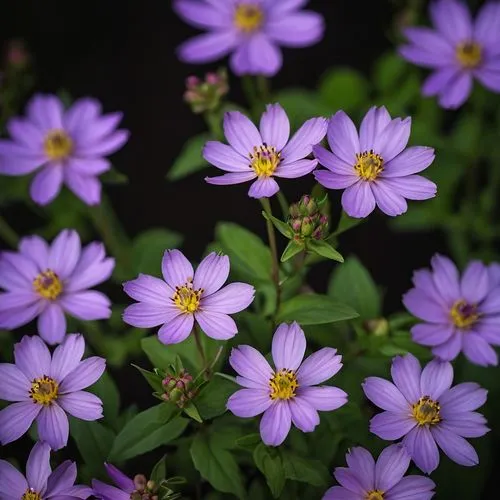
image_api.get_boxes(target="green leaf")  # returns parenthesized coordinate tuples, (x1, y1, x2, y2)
(216, 222, 272, 283)
(132, 229, 183, 277)
(262, 211, 292, 238)
(109, 404, 188, 461)
(150, 455, 167, 485)
(281, 450, 329, 487)
(333, 210, 364, 236)
(0, 176, 30, 206)
(328, 256, 381, 320)
(307, 239, 344, 262)
(195, 376, 238, 420)
(319, 68, 368, 112)
(253, 444, 286, 498)
(167, 133, 211, 181)
(236, 433, 262, 451)
(190, 431, 245, 499)
(277, 294, 359, 325)
(88, 371, 121, 426)
(183, 403, 203, 423)
(100, 166, 128, 184)
(373, 52, 408, 92)
(281, 240, 304, 262)
(132, 364, 164, 393)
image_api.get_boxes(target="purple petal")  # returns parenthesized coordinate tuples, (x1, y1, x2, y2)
(30, 164, 63, 205)
(420, 358, 453, 399)
(0, 152, 42, 175)
(60, 356, 106, 393)
(104, 463, 134, 492)
(38, 303, 67, 345)
(60, 290, 111, 321)
(157, 313, 194, 345)
(281, 117, 328, 164)
(123, 274, 173, 306)
(341, 181, 376, 218)
(37, 404, 69, 451)
(411, 268, 447, 304)
(403, 425, 439, 474)
(345, 447, 375, 492)
(431, 425, 478, 467)
(371, 180, 408, 216)
(312, 144, 354, 175)
(386, 476, 436, 500)
(474, 1, 500, 49)
(333, 468, 365, 495)
(0, 302, 44, 331)
(289, 397, 319, 432)
(32, 94, 64, 128)
(370, 411, 416, 440)
(205, 171, 256, 186)
(173, 0, 230, 29)
(66, 157, 111, 175)
(64, 171, 101, 205)
(0, 363, 31, 401)
(19, 235, 49, 270)
(58, 391, 103, 420)
(381, 175, 436, 200)
(0, 401, 41, 445)
(432, 254, 461, 304)
(1, 251, 39, 283)
(178, 30, 238, 64)
(272, 321, 306, 371)
(403, 289, 449, 323)
(422, 67, 460, 97)
(480, 290, 500, 314)
(440, 382, 487, 415)
(248, 176, 280, 198)
(475, 66, 500, 93)
(48, 229, 81, 279)
(296, 347, 342, 386)
(7, 117, 44, 148)
(223, 111, 262, 156)
(0, 459, 27, 497)
(195, 310, 238, 340)
(432, 332, 463, 361)
(296, 386, 347, 411)
(359, 106, 392, 152)
(373, 118, 411, 163)
(274, 158, 317, 179)
(161, 249, 193, 289)
(314, 170, 358, 189)
(265, 0, 308, 16)
(322, 486, 360, 500)
(74, 123, 128, 154)
(193, 252, 229, 295)
(362, 377, 408, 412)
(462, 333, 498, 367)
(26, 441, 51, 492)
(266, 11, 324, 47)
(202, 141, 250, 172)
(375, 444, 410, 491)
(123, 303, 180, 328)
(401, 26, 454, 61)
(63, 98, 101, 134)
(259, 103, 290, 151)
(326, 111, 359, 164)
(229, 345, 273, 388)
(391, 354, 422, 403)
(200, 282, 254, 314)
(430, 0, 473, 43)
(438, 72, 473, 109)
(227, 389, 272, 417)
(0, 291, 40, 311)
(411, 323, 454, 346)
(14, 335, 51, 381)
(92, 479, 130, 500)
(260, 402, 292, 446)
(441, 413, 489, 438)
(46, 461, 77, 496)
(461, 261, 489, 304)
(239, 34, 283, 77)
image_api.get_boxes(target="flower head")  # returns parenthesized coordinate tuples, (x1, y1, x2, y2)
(0, 230, 114, 344)
(227, 322, 347, 446)
(313, 107, 437, 218)
(399, 0, 500, 109)
(323, 444, 435, 500)
(288, 194, 329, 241)
(184, 69, 229, 113)
(0, 334, 105, 450)
(0, 441, 93, 499)
(403, 255, 500, 366)
(362, 353, 489, 473)
(174, 0, 324, 76)
(162, 369, 197, 407)
(123, 250, 255, 344)
(204, 104, 327, 198)
(0, 93, 129, 205)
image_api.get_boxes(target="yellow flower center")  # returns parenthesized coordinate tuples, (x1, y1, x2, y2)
(22, 490, 42, 500)
(269, 369, 298, 400)
(250, 144, 280, 177)
(412, 396, 441, 426)
(30, 376, 59, 406)
(366, 491, 384, 500)
(33, 269, 63, 300)
(450, 299, 479, 329)
(44, 129, 73, 160)
(234, 3, 264, 33)
(456, 41, 482, 69)
(172, 280, 202, 314)
(354, 150, 384, 181)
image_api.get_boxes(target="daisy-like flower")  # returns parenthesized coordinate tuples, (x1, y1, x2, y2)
(174, 0, 324, 76)
(0, 229, 114, 345)
(403, 255, 500, 366)
(399, 0, 500, 109)
(0, 441, 93, 499)
(204, 104, 327, 198)
(227, 322, 347, 446)
(92, 463, 156, 500)
(362, 353, 489, 474)
(0, 93, 129, 205)
(313, 107, 437, 218)
(123, 249, 255, 344)
(0, 334, 105, 450)
(323, 444, 436, 500)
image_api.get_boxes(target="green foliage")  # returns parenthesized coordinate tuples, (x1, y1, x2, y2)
(319, 68, 368, 113)
(195, 375, 238, 420)
(167, 133, 211, 181)
(307, 239, 344, 262)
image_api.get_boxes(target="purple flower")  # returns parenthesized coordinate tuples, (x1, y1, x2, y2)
(362, 353, 489, 474)
(313, 107, 437, 218)
(92, 464, 153, 500)
(323, 444, 436, 500)
(227, 322, 347, 446)
(399, 0, 500, 109)
(0, 229, 114, 345)
(403, 255, 500, 366)
(0, 334, 105, 450)
(0, 93, 129, 205)
(0, 441, 93, 499)
(123, 250, 255, 344)
(174, 0, 324, 76)
(204, 104, 327, 198)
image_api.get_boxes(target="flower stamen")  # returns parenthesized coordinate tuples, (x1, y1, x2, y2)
(366, 491, 384, 500)
(456, 41, 482, 69)
(29, 376, 59, 406)
(234, 3, 264, 33)
(250, 143, 280, 177)
(412, 395, 441, 426)
(172, 279, 203, 314)
(44, 129, 73, 160)
(269, 369, 298, 400)
(22, 489, 42, 500)
(33, 269, 63, 300)
(354, 150, 384, 181)
(450, 299, 479, 329)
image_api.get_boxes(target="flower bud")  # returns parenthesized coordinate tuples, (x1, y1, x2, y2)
(161, 369, 195, 408)
(183, 68, 229, 114)
(288, 195, 329, 242)
(5, 39, 29, 69)
(364, 318, 389, 337)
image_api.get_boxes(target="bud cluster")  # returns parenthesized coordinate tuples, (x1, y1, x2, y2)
(183, 68, 229, 114)
(288, 195, 329, 241)
(161, 369, 196, 407)
(130, 474, 158, 500)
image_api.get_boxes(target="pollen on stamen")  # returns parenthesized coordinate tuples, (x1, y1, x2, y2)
(234, 3, 264, 33)
(269, 369, 298, 400)
(33, 269, 63, 300)
(172, 281, 203, 314)
(43, 129, 73, 160)
(456, 41, 482, 69)
(250, 144, 281, 177)
(354, 150, 384, 181)
(29, 375, 59, 406)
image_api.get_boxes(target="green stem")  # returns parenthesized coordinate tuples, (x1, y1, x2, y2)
(0, 214, 19, 247)
(241, 76, 261, 119)
(193, 325, 208, 377)
(256, 75, 270, 104)
(277, 191, 289, 219)
(204, 109, 223, 139)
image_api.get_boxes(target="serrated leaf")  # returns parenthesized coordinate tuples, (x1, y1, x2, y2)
(167, 133, 211, 181)
(281, 240, 304, 262)
(307, 239, 343, 262)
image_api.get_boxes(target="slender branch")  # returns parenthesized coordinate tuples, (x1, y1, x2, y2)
(193, 325, 208, 377)
(277, 191, 289, 219)
(0, 214, 19, 248)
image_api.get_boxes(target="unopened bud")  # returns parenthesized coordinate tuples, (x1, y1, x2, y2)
(5, 39, 29, 69)
(288, 195, 329, 241)
(364, 318, 389, 337)
(134, 474, 147, 490)
(184, 68, 229, 114)
(162, 369, 195, 407)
